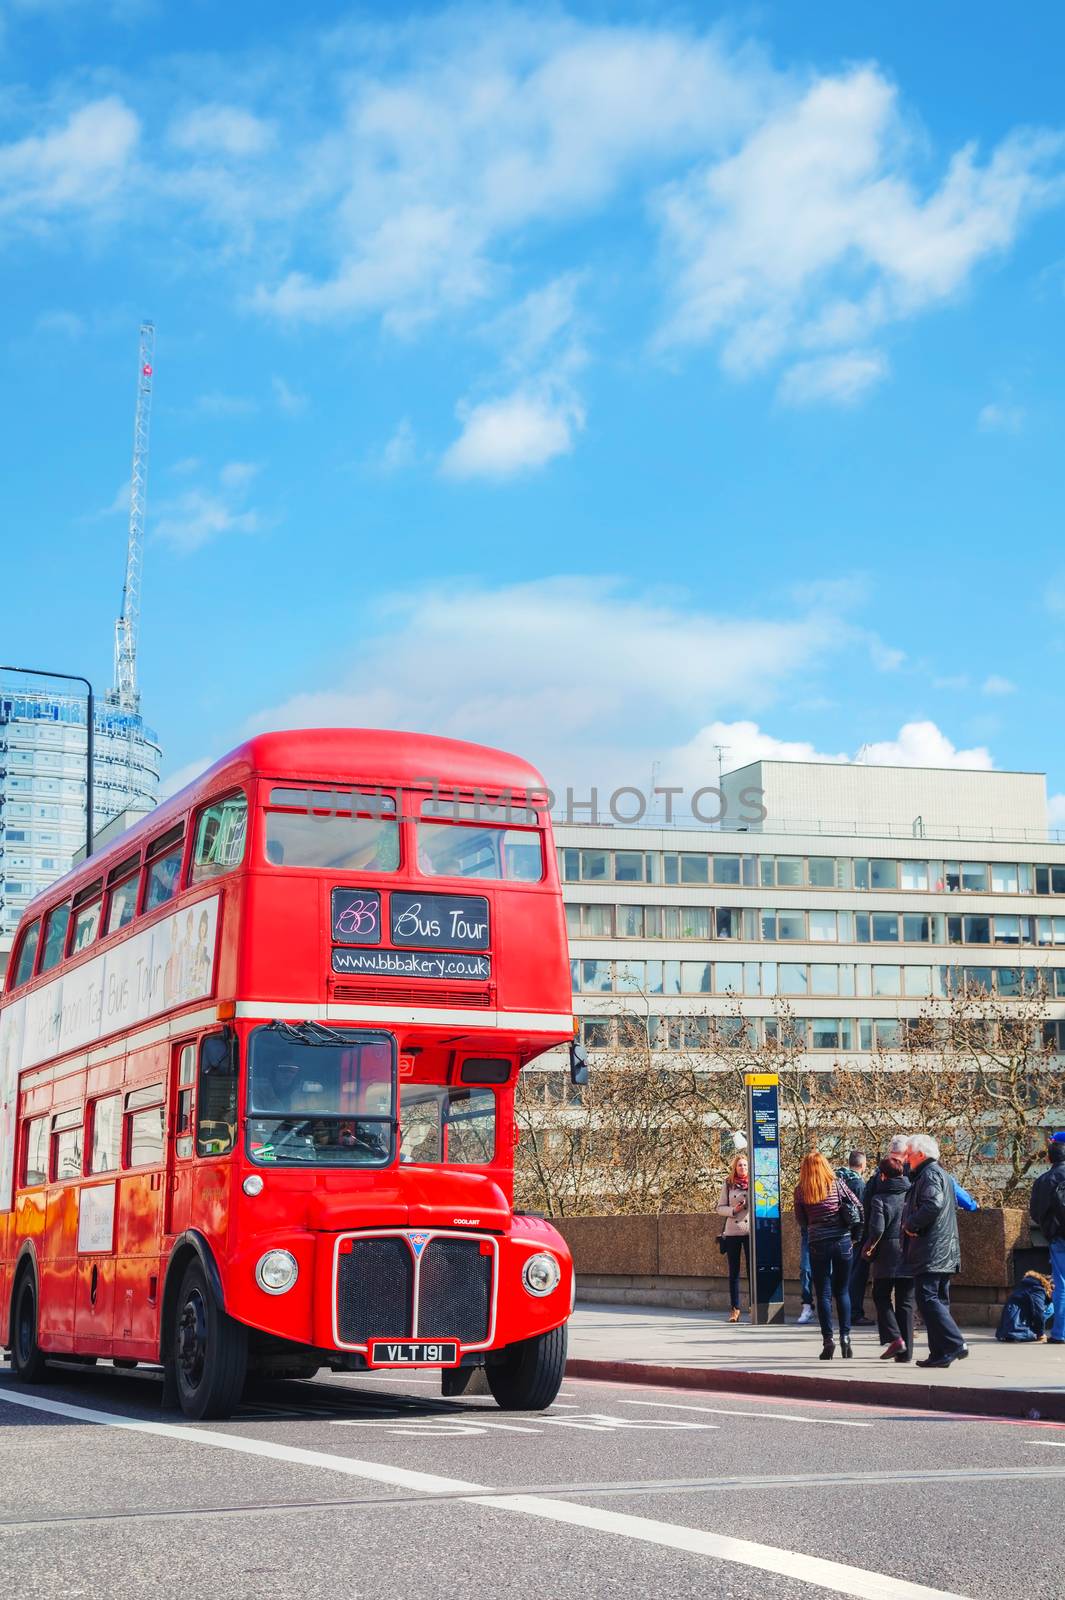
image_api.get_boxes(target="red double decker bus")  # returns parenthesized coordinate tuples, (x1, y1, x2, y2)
(0, 729, 576, 1418)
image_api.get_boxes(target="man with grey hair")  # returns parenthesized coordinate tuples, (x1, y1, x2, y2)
(900, 1133, 968, 1368)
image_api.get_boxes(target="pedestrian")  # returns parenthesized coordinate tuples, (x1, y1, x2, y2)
(716, 1151, 750, 1322)
(900, 1134, 969, 1369)
(1029, 1130, 1065, 1346)
(952, 1177, 979, 1213)
(793, 1151, 862, 1360)
(863, 1146, 914, 1361)
(995, 1272, 1055, 1343)
(837, 1150, 873, 1326)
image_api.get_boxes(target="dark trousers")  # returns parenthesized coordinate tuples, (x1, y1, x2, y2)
(723, 1234, 750, 1311)
(849, 1245, 870, 1318)
(809, 1236, 852, 1343)
(914, 1272, 966, 1360)
(872, 1276, 915, 1358)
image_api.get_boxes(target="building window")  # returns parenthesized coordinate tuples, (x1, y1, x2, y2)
(713, 855, 741, 885)
(900, 860, 929, 891)
(808, 910, 837, 942)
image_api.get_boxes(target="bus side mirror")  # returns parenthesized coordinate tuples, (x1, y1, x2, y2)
(569, 1042, 589, 1087)
(202, 1031, 234, 1074)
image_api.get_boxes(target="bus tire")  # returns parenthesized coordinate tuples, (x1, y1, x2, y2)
(11, 1275, 51, 1385)
(486, 1323, 567, 1411)
(173, 1260, 248, 1420)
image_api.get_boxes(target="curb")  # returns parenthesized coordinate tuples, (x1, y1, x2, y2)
(565, 1357, 1064, 1422)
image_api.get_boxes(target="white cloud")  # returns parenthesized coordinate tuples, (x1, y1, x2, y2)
(978, 401, 1025, 432)
(441, 387, 584, 478)
(656, 67, 1063, 389)
(1049, 793, 1065, 830)
(668, 717, 996, 789)
(981, 674, 1016, 696)
(169, 104, 275, 159)
(249, 575, 851, 787)
(159, 755, 214, 799)
(253, 18, 769, 327)
(856, 720, 993, 770)
(272, 375, 308, 416)
(778, 350, 888, 407)
(153, 461, 264, 552)
(0, 96, 139, 219)
(373, 418, 418, 473)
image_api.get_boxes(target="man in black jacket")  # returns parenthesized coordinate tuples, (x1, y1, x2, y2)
(901, 1133, 967, 1369)
(1030, 1131, 1065, 1345)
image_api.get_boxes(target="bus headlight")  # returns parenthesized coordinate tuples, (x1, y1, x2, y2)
(522, 1251, 561, 1297)
(256, 1249, 298, 1295)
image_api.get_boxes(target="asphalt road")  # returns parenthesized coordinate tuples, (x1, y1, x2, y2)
(2, 1358, 1064, 1600)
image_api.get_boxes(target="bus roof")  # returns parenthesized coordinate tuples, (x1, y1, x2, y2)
(12, 728, 550, 928)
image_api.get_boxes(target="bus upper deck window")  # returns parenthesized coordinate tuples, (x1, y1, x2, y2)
(38, 903, 71, 974)
(11, 920, 41, 987)
(415, 821, 543, 882)
(191, 793, 248, 885)
(265, 789, 399, 874)
(107, 874, 139, 934)
(71, 879, 103, 954)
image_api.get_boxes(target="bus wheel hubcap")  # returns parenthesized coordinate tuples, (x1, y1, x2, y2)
(177, 1291, 207, 1389)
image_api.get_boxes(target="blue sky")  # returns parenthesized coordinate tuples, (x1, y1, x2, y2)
(3, 1, 1065, 816)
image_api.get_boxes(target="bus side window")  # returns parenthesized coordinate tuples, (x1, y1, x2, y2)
(191, 794, 248, 885)
(11, 920, 41, 987)
(196, 1033, 237, 1156)
(90, 1094, 122, 1174)
(70, 888, 103, 953)
(142, 821, 186, 913)
(176, 1042, 196, 1158)
(39, 903, 71, 974)
(52, 1110, 83, 1181)
(23, 1116, 48, 1186)
(125, 1085, 165, 1168)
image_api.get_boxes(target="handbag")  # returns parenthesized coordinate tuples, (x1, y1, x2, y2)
(717, 1232, 729, 1255)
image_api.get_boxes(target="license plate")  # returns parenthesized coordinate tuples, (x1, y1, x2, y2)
(369, 1340, 459, 1366)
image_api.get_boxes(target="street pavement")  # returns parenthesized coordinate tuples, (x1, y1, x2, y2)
(3, 1346, 1065, 1600)
(569, 1303, 1065, 1407)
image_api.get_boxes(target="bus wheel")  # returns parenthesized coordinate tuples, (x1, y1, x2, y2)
(173, 1260, 248, 1421)
(11, 1276, 51, 1385)
(486, 1323, 567, 1411)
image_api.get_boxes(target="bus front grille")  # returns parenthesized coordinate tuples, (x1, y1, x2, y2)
(417, 1238, 492, 1344)
(335, 1237, 414, 1344)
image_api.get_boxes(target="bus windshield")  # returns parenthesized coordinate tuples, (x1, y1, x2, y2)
(246, 1026, 395, 1167)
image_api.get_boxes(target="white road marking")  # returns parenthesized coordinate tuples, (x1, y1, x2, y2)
(1027, 1440, 1065, 1448)
(0, 1386, 974, 1600)
(473, 1493, 976, 1600)
(619, 1399, 872, 1429)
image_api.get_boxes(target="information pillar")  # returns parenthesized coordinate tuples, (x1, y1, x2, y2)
(745, 1073, 784, 1324)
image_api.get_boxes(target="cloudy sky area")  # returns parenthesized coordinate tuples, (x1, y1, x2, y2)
(3, 3, 1065, 819)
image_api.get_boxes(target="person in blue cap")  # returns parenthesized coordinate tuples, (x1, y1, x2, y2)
(1029, 1132, 1065, 1345)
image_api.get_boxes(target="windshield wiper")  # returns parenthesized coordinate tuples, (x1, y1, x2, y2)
(269, 1019, 354, 1048)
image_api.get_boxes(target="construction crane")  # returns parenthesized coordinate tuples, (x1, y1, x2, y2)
(111, 322, 154, 713)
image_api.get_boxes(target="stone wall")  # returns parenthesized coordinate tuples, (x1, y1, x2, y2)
(555, 1210, 1043, 1326)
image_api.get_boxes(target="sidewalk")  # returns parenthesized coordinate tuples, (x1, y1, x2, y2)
(567, 1302, 1065, 1420)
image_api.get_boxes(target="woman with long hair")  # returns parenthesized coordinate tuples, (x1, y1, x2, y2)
(716, 1151, 750, 1322)
(793, 1150, 862, 1359)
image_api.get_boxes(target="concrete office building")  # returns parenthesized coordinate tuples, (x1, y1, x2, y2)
(558, 761, 1065, 1061)
(0, 687, 161, 955)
